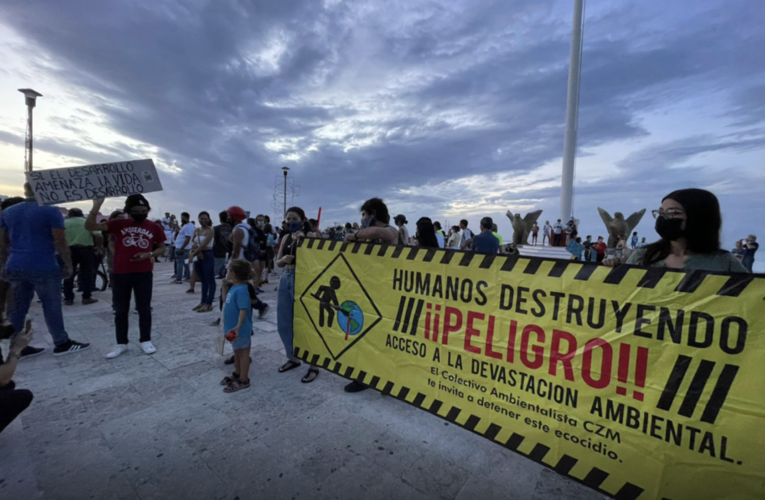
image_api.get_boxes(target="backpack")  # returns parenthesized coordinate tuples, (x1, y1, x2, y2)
(235, 224, 260, 262)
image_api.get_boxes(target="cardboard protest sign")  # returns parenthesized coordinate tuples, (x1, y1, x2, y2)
(293, 239, 765, 500)
(25, 159, 162, 206)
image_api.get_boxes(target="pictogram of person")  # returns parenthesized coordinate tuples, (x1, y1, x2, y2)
(312, 276, 341, 327)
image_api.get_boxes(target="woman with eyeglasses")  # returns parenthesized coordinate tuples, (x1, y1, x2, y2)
(604, 188, 748, 272)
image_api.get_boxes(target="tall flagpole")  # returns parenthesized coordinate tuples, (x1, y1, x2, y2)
(560, 0, 585, 222)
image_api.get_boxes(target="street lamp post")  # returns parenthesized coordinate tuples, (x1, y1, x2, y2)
(560, 0, 585, 223)
(281, 166, 290, 216)
(18, 89, 42, 173)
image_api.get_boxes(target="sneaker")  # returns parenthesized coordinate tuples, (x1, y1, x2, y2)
(82, 298, 98, 305)
(258, 304, 270, 319)
(19, 346, 46, 360)
(344, 380, 369, 393)
(171, 280, 183, 285)
(224, 354, 235, 365)
(53, 340, 91, 356)
(63, 299, 74, 306)
(210, 318, 221, 326)
(106, 344, 128, 359)
(140, 341, 157, 355)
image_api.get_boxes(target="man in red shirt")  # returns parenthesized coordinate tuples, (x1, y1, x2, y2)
(86, 195, 165, 358)
(592, 236, 608, 263)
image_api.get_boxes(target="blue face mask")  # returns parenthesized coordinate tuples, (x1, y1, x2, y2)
(361, 216, 373, 229)
(288, 221, 303, 233)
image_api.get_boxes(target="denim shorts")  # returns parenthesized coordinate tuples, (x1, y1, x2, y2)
(230, 329, 252, 350)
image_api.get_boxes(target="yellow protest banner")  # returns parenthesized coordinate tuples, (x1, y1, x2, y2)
(293, 238, 765, 500)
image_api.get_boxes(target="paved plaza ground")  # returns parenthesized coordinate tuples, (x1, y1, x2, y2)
(2, 262, 602, 500)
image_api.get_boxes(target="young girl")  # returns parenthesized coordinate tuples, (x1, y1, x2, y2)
(220, 259, 254, 393)
(276, 206, 320, 383)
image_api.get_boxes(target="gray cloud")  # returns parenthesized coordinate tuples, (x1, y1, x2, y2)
(0, 0, 763, 250)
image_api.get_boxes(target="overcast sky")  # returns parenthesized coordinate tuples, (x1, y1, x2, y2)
(0, 0, 763, 268)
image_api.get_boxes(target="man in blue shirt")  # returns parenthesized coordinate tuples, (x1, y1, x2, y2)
(0, 183, 90, 358)
(471, 217, 500, 254)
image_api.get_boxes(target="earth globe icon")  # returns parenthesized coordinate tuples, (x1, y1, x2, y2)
(337, 301, 364, 340)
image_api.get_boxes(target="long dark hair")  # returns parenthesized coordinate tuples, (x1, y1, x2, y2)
(198, 211, 210, 227)
(285, 206, 311, 234)
(285, 206, 306, 221)
(416, 217, 440, 248)
(641, 188, 722, 264)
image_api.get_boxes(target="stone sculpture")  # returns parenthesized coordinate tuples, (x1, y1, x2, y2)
(505, 210, 543, 246)
(597, 208, 646, 248)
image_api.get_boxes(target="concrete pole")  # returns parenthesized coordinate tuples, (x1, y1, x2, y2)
(282, 168, 288, 216)
(560, 0, 585, 223)
(27, 104, 34, 172)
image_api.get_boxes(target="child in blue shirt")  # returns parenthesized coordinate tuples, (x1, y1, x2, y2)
(221, 260, 254, 392)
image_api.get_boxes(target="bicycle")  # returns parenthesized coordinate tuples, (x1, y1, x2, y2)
(72, 257, 109, 292)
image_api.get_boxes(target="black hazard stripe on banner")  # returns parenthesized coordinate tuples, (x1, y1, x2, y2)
(297, 238, 764, 297)
(292, 346, 647, 500)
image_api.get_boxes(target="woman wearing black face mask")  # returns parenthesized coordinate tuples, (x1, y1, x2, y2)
(276, 206, 321, 383)
(605, 189, 748, 272)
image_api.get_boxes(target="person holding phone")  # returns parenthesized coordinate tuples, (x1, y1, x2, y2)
(86, 194, 166, 358)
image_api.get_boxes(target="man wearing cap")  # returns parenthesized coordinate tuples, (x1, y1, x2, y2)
(0, 183, 91, 357)
(87, 195, 165, 358)
(63, 208, 102, 306)
(393, 214, 410, 245)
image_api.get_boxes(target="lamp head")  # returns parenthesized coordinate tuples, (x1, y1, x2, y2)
(18, 88, 43, 108)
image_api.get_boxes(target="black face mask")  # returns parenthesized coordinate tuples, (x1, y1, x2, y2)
(655, 217, 684, 241)
(131, 213, 148, 223)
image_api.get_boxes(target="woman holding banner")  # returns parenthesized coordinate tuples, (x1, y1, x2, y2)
(276, 206, 321, 384)
(604, 188, 748, 272)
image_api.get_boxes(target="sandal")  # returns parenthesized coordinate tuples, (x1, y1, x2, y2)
(278, 360, 301, 373)
(196, 304, 213, 313)
(224, 378, 250, 393)
(186, 289, 195, 294)
(192, 303, 203, 311)
(301, 368, 319, 384)
(220, 372, 239, 386)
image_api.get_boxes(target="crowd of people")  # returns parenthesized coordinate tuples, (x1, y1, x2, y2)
(0, 185, 759, 432)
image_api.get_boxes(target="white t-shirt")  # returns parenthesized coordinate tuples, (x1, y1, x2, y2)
(399, 225, 410, 245)
(543, 224, 551, 235)
(460, 228, 474, 249)
(175, 223, 195, 250)
(161, 217, 172, 231)
(553, 222, 563, 234)
(448, 232, 461, 249)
